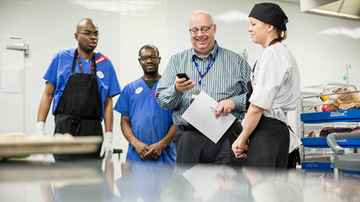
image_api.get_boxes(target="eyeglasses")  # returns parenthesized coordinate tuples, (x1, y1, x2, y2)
(189, 25, 213, 35)
(77, 31, 99, 37)
(139, 55, 158, 61)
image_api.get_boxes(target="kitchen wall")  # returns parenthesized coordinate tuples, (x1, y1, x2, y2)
(0, 0, 122, 152)
(1, 0, 360, 166)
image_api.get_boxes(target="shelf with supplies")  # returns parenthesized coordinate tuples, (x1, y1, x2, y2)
(301, 110, 360, 148)
(301, 161, 360, 174)
(299, 83, 360, 173)
(301, 110, 360, 124)
(301, 136, 360, 148)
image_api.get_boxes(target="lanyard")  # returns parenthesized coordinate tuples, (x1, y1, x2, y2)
(193, 47, 219, 85)
(74, 49, 96, 74)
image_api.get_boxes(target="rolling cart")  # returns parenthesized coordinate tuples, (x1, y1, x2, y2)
(300, 83, 360, 175)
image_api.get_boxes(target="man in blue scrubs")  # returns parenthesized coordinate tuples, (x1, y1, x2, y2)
(36, 18, 121, 162)
(114, 44, 177, 165)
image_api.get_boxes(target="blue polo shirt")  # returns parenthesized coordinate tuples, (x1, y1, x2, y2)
(44, 48, 121, 120)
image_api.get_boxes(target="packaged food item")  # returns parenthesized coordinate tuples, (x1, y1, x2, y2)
(319, 127, 353, 137)
(337, 91, 360, 110)
(317, 87, 360, 112)
(320, 93, 329, 102)
(331, 87, 360, 110)
(310, 105, 322, 112)
(351, 126, 360, 133)
(317, 92, 340, 112)
(320, 100, 340, 112)
(331, 86, 347, 94)
(307, 131, 317, 137)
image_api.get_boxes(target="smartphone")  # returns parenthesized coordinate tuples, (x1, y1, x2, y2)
(177, 73, 190, 80)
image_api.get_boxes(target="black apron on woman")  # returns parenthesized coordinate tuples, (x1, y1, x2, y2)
(54, 49, 103, 161)
(246, 115, 289, 168)
(245, 38, 289, 169)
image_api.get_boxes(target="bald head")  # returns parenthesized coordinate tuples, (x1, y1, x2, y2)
(188, 10, 217, 58)
(189, 10, 214, 27)
(76, 18, 98, 32)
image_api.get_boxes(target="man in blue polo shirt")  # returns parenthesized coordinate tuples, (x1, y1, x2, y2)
(35, 18, 121, 162)
(114, 44, 177, 165)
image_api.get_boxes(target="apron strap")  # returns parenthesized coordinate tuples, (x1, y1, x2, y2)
(72, 49, 97, 75)
(71, 49, 78, 73)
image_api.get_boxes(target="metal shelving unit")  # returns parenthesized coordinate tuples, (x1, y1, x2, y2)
(300, 83, 360, 172)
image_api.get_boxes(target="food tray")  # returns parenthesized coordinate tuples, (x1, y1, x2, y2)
(302, 161, 360, 174)
(0, 160, 103, 183)
(301, 137, 360, 148)
(300, 110, 360, 123)
(0, 136, 102, 157)
(301, 161, 334, 171)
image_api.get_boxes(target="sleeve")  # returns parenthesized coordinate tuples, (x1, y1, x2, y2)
(250, 49, 288, 110)
(155, 55, 183, 110)
(43, 53, 59, 86)
(106, 60, 121, 97)
(228, 55, 252, 112)
(113, 85, 130, 116)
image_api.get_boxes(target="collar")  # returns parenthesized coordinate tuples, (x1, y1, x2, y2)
(192, 41, 219, 60)
(72, 48, 100, 59)
(269, 38, 282, 46)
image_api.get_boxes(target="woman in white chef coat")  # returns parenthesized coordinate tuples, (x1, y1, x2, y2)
(232, 2, 301, 168)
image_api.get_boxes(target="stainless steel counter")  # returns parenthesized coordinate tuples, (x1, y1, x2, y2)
(0, 160, 359, 202)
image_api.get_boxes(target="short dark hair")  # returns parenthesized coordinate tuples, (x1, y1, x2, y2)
(138, 44, 160, 57)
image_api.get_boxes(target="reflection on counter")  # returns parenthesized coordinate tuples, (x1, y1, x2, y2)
(1, 160, 360, 202)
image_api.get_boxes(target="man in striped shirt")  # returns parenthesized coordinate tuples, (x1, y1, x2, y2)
(156, 10, 251, 166)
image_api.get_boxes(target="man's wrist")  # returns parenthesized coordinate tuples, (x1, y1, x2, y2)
(35, 121, 46, 135)
(105, 131, 113, 139)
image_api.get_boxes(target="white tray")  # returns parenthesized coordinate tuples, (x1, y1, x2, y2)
(0, 136, 102, 157)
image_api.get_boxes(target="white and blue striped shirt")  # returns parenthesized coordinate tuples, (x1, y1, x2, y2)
(156, 41, 251, 125)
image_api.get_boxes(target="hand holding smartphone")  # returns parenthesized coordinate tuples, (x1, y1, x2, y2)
(177, 73, 190, 80)
(175, 73, 195, 93)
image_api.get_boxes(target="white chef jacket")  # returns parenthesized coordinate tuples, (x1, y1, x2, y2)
(249, 42, 301, 152)
(250, 42, 300, 124)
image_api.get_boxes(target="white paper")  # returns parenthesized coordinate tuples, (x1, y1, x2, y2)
(2, 67, 21, 93)
(182, 164, 220, 202)
(181, 91, 236, 143)
(182, 164, 238, 201)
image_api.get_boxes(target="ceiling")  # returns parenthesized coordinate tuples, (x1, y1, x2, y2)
(277, 0, 300, 3)
(278, 0, 360, 21)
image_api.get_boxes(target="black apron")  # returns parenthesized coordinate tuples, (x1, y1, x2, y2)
(246, 115, 289, 168)
(54, 49, 103, 161)
(245, 38, 289, 168)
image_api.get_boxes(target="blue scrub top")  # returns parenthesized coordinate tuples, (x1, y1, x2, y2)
(114, 78, 176, 164)
(44, 48, 121, 120)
